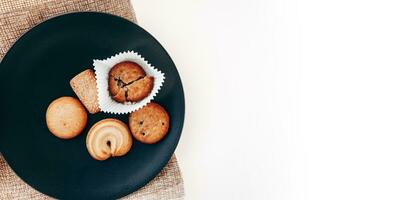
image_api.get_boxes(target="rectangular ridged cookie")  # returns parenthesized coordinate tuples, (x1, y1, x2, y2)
(70, 69, 100, 114)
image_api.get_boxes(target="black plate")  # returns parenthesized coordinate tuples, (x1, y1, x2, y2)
(0, 12, 184, 199)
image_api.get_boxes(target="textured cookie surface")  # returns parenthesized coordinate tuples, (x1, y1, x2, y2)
(86, 118, 133, 161)
(129, 103, 170, 144)
(46, 97, 88, 139)
(108, 61, 154, 103)
(70, 69, 100, 114)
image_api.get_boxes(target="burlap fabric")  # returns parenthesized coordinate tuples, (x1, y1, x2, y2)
(0, 0, 184, 199)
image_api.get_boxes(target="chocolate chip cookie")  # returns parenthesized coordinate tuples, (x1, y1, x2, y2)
(129, 103, 170, 144)
(108, 61, 154, 103)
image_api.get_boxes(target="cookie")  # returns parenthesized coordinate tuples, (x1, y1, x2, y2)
(86, 118, 133, 161)
(129, 103, 170, 144)
(70, 69, 100, 114)
(108, 61, 154, 103)
(46, 97, 88, 139)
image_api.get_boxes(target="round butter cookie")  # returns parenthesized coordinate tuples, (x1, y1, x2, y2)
(46, 96, 87, 139)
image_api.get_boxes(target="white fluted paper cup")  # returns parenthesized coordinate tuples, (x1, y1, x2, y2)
(93, 51, 165, 114)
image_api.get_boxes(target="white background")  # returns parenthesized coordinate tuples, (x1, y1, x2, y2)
(133, 0, 410, 199)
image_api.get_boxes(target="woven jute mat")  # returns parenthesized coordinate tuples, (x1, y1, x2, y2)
(0, 0, 184, 199)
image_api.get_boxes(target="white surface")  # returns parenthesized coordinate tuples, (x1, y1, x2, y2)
(132, 0, 410, 199)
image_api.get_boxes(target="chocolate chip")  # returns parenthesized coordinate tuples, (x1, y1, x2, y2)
(124, 87, 129, 100)
(141, 132, 145, 136)
(139, 121, 143, 125)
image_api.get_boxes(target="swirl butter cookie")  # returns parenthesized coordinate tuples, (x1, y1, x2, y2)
(108, 61, 154, 103)
(129, 103, 170, 144)
(46, 97, 87, 139)
(86, 119, 133, 161)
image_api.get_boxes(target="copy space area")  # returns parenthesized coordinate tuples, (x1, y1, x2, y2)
(134, 0, 410, 199)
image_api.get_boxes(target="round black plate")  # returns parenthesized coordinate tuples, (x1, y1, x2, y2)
(0, 12, 184, 199)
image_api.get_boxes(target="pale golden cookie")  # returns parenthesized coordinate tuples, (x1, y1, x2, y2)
(86, 118, 133, 161)
(108, 61, 154, 103)
(129, 103, 170, 144)
(46, 97, 87, 139)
